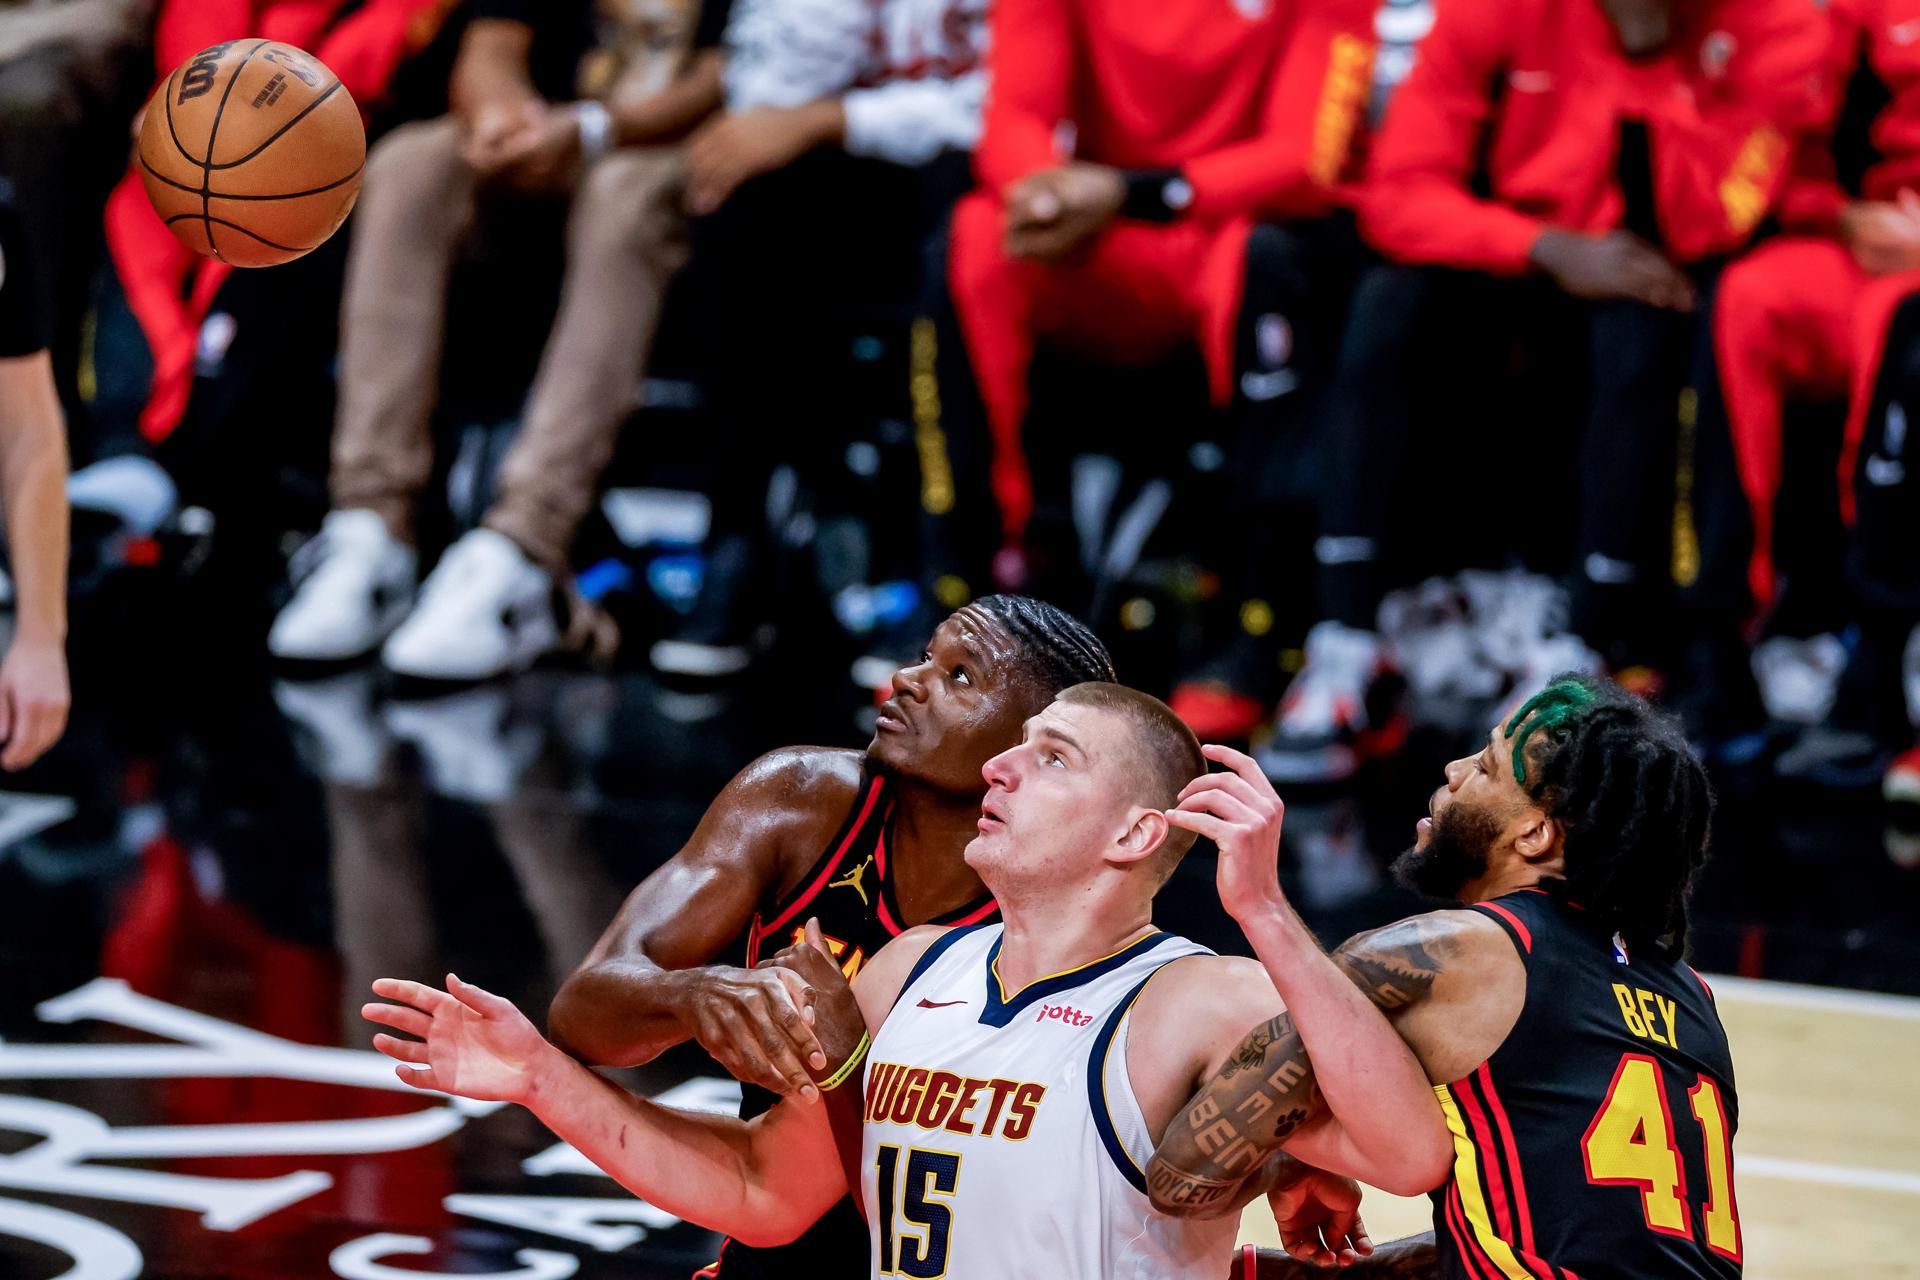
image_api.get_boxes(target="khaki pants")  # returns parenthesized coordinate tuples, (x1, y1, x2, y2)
(330, 116, 688, 570)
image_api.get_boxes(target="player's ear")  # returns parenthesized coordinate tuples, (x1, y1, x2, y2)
(1111, 806, 1171, 864)
(1513, 809, 1563, 869)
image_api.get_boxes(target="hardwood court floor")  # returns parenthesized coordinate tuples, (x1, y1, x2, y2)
(1238, 976, 1920, 1278)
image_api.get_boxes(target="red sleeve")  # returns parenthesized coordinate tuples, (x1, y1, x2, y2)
(151, 0, 446, 117)
(1182, 0, 1377, 221)
(1639, 0, 1838, 261)
(974, 0, 1075, 193)
(305, 0, 455, 108)
(1359, 0, 1544, 273)
(1773, 0, 1863, 235)
(258, 1, 340, 51)
(153, 0, 255, 74)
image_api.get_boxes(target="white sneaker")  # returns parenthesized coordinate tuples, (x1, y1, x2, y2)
(1751, 633, 1847, 725)
(269, 510, 417, 661)
(1466, 570, 1571, 677)
(1255, 621, 1406, 784)
(381, 528, 559, 681)
(1497, 633, 1606, 725)
(1381, 578, 1503, 700)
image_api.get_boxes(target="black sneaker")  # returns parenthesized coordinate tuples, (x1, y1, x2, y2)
(649, 534, 768, 680)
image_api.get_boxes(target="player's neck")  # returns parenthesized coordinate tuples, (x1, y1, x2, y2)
(1461, 864, 1547, 904)
(993, 897, 1155, 995)
(886, 778, 991, 918)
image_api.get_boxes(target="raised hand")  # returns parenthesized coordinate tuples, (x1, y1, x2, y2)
(364, 975, 561, 1105)
(1164, 743, 1289, 923)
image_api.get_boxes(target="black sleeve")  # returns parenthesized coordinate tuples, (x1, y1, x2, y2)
(0, 193, 47, 360)
(692, 0, 735, 52)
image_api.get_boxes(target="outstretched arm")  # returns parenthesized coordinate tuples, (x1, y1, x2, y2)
(368, 974, 846, 1247)
(1159, 747, 1452, 1208)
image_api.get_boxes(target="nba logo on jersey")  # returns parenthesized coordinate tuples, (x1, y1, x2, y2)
(1612, 932, 1631, 965)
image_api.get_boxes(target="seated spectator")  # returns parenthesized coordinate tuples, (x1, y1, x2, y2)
(269, 0, 725, 679)
(1698, 0, 1920, 788)
(643, 0, 989, 679)
(1263, 0, 1832, 783)
(934, 0, 1376, 737)
(0, 181, 73, 769)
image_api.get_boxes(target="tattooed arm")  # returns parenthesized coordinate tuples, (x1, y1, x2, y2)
(1147, 911, 1494, 1215)
(1162, 749, 1458, 1209)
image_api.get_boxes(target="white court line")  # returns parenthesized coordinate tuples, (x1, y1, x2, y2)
(1742, 1155, 1920, 1197)
(1703, 974, 1920, 1022)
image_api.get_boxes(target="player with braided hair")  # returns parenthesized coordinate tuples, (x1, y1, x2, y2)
(548, 593, 1111, 1280)
(1154, 675, 1743, 1280)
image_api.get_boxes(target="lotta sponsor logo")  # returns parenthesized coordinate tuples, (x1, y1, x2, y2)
(1035, 1002, 1094, 1027)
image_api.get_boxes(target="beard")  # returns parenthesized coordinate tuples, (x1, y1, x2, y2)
(1392, 801, 1503, 900)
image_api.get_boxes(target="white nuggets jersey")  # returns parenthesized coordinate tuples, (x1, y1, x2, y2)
(858, 923, 1239, 1280)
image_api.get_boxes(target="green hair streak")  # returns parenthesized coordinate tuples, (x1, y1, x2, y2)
(1501, 679, 1598, 784)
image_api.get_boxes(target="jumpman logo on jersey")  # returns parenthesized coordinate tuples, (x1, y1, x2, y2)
(830, 853, 877, 906)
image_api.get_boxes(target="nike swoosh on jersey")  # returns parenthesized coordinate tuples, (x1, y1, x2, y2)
(916, 997, 967, 1009)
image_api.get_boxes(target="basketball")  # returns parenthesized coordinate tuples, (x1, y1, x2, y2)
(137, 40, 364, 268)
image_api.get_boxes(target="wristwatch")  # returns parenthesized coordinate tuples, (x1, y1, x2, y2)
(575, 100, 614, 164)
(1122, 169, 1194, 222)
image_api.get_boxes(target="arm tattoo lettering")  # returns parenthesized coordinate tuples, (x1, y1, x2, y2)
(1148, 918, 1452, 1217)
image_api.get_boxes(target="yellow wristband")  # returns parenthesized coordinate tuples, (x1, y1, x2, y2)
(819, 1030, 871, 1093)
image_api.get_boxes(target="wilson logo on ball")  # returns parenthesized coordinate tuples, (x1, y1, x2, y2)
(176, 42, 236, 103)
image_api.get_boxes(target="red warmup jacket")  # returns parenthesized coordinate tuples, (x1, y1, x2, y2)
(976, 0, 1377, 222)
(1778, 0, 1920, 232)
(1364, 0, 1833, 273)
(107, 0, 455, 445)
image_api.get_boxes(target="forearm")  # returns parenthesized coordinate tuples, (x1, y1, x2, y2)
(1238, 909, 1437, 1186)
(1360, 180, 1544, 274)
(0, 360, 69, 647)
(523, 1052, 801, 1244)
(613, 50, 725, 144)
(548, 960, 701, 1068)
(450, 19, 538, 116)
(1250, 1233, 1438, 1279)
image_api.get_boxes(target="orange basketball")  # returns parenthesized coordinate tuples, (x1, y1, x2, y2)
(138, 40, 364, 268)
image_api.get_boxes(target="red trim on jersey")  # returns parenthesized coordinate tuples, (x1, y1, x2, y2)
(1480, 901, 1534, 952)
(1242, 1242, 1258, 1280)
(1477, 1065, 1541, 1259)
(1446, 1182, 1503, 1280)
(875, 824, 904, 935)
(1688, 966, 1715, 1000)
(760, 777, 885, 935)
(948, 898, 999, 928)
(1456, 1079, 1526, 1269)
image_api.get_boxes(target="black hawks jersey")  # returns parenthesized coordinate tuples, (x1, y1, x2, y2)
(1431, 888, 1742, 1280)
(703, 768, 998, 1280)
